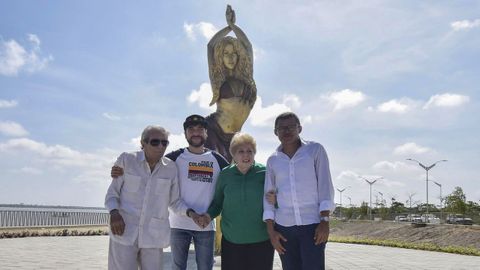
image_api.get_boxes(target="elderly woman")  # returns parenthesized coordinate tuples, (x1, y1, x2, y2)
(202, 132, 274, 270)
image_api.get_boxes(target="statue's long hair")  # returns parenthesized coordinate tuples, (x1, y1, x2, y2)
(209, 36, 257, 106)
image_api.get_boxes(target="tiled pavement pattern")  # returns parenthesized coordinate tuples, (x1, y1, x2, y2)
(0, 236, 479, 269)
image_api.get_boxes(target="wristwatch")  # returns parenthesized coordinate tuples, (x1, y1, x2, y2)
(320, 216, 330, 222)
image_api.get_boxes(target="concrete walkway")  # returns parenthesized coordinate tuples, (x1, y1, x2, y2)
(0, 236, 478, 269)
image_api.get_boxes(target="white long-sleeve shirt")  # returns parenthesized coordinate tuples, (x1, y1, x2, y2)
(105, 151, 184, 248)
(263, 140, 335, 227)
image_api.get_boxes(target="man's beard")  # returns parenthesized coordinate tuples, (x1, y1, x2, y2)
(187, 136, 205, 147)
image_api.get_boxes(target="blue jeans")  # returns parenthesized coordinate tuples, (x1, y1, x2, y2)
(170, 228, 215, 270)
(275, 223, 326, 270)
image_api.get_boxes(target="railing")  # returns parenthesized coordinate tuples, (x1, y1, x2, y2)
(0, 207, 109, 228)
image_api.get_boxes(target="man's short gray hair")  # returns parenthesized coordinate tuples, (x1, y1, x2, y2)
(141, 125, 169, 143)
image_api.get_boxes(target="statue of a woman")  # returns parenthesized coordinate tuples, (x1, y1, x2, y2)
(205, 5, 257, 161)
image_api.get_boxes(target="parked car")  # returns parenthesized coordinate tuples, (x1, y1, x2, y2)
(395, 215, 408, 222)
(421, 214, 440, 224)
(447, 214, 474, 225)
(408, 214, 423, 223)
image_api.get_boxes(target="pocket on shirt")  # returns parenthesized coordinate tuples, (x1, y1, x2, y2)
(154, 178, 171, 195)
(123, 173, 141, 192)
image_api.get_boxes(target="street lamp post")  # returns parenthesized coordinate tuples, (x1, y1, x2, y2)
(406, 192, 416, 221)
(407, 193, 416, 209)
(347, 196, 352, 207)
(406, 159, 447, 216)
(432, 180, 443, 222)
(359, 176, 383, 220)
(375, 190, 385, 207)
(336, 187, 347, 208)
(336, 187, 349, 219)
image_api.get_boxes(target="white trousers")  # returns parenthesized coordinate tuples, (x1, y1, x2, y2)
(108, 238, 164, 270)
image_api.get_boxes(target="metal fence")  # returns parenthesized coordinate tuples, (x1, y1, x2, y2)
(0, 207, 109, 228)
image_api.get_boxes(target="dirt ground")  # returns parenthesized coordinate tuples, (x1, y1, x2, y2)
(3, 223, 479, 251)
(330, 221, 480, 249)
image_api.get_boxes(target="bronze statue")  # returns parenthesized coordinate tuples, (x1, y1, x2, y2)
(203, 5, 257, 254)
(205, 5, 257, 162)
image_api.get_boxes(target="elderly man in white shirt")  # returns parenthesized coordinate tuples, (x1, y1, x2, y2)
(105, 125, 184, 270)
(263, 112, 335, 270)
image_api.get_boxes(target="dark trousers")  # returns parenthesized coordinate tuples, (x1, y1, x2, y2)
(221, 237, 274, 270)
(275, 223, 326, 270)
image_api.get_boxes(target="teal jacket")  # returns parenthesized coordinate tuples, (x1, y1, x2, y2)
(207, 162, 269, 244)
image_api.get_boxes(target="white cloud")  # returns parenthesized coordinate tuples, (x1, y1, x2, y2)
(302, 115, 313, 125)
(377, 99, 412, 114)
(335, 170, 359, 181)
(423, 93, 470, 109)
(187, 82, 216, 112)
(282, 94, 301, 108)
(253, 47, 266, 62)
(183, 22, 218, 41)
(373, 161, 412, 171)
(393, 142, 430, 156)
(102, 112, 121, 121)
(0, 138, 113, 168)
(72, 169, 107, 184)
(168, 133, 188, 151)
(0, 34, 52, 76)
(184, 24, 194, 40)
(254, 148, 272, 165)
(0, 121, 29, 137)
(0, 40, 26, 76)
(129, 136, 141, 149)
(373, 161, 398, 171)
(28, 34, 41, 46)
(18, 167, 43, 175)
(0, 138, 119, 189)
(0, 99, 18, 108)
(451, 19, 480, 31)
(324, 89, 366, 111)
(249, 96, 293, 127)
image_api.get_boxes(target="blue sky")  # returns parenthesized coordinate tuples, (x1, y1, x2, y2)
(1, 1, 479, 207)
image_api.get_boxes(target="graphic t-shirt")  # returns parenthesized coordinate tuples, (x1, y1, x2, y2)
(166, 148, 228, 231)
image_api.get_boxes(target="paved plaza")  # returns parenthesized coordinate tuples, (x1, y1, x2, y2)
(0, 236, 479, 269)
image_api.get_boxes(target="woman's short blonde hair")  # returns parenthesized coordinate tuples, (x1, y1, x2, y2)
(229, 132, 256, 156)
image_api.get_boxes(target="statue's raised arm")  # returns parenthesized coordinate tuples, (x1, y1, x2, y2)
(207, 5, 256, 107)
(225, 5, 253, 57)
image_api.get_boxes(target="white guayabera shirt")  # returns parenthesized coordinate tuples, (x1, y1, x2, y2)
(105, 151, 185, 248)
(263, 140, 335, 226)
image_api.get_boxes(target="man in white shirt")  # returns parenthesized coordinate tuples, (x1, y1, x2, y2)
(111, 115, 229, 270)
(165, 115, 229, 270)
(105, 125, 182, 270)
(263, 112, 335, 270)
